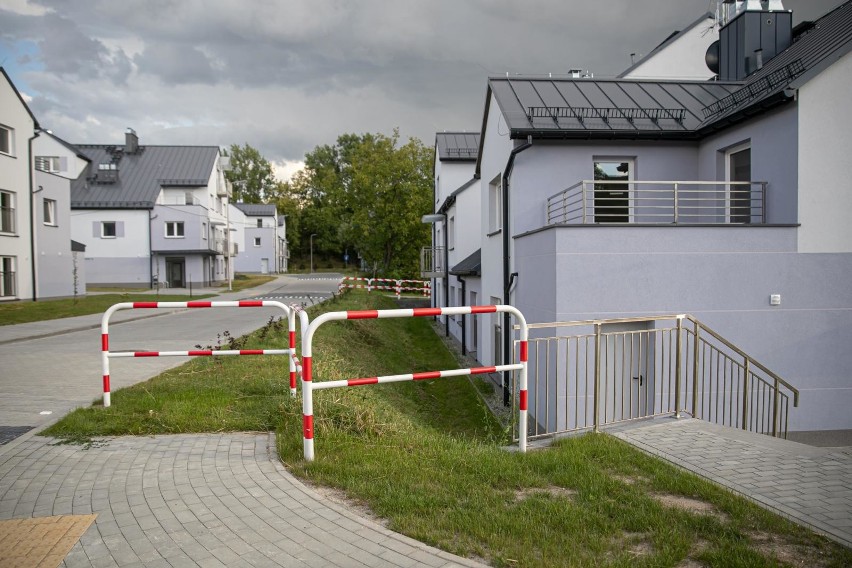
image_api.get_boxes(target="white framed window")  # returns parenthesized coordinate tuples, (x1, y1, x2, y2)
(256, 218, 263, 228)
(725, 142, 752, 224)
(0, 190, 15, 233)
(0, 125, 13, 156)
(254, 237, 261, 247)
(102, 221, 117, 238)
(43, 198, 56, 226)
(488, 175, 502, 234)
(35, 156, 61, 173)
(165, 221, 185, 238)
(201, 222, 207, 240)
(593, 158, 634, 224)
(0, 256, 15, 297)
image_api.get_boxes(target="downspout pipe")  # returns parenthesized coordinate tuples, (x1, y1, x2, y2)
(457, 276, 467, 355)
(28, 131, 40, 301)
(443, 216, 449, 337)
(501, 136, 532, 406)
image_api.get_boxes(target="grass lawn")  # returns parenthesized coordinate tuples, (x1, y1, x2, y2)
(44, 291, 852, 567)
(0, 293, 215, 326)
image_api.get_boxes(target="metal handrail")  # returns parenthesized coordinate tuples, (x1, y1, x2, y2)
(546, 180, 768, 225)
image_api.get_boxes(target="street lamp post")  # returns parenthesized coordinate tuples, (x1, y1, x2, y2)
(310, 233, 317, 274)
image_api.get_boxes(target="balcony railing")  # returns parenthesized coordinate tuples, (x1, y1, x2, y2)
(420, 246, 446, 278)
(546, 180, 767, 225)
(1, 270, 16, 297)
(0, 206, 15, 233)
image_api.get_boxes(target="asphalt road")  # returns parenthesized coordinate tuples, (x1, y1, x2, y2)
(0, 274, 342, 435)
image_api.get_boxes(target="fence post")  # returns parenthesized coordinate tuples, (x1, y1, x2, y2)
(692, 319, 700, 418)
(674, 316, 683, 418)
(593, 322, 601, 432)
(742, 357, 751, 430)
(772, 378, 780, 437)
(582, 182, 588, 224)
(673, 182, 679, 224)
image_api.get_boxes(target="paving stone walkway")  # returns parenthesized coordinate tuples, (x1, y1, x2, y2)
(0, 433, 485, 568)
(611, 417, 852, 548)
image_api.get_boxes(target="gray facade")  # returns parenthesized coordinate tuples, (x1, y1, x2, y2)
(34, 170, 76, 298)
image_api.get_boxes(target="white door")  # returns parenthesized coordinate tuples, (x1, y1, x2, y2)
(261, 258, 269, 274)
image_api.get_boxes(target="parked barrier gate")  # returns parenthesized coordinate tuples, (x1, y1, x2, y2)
(100, 300, 297, 407)
(300, 305, 529, 461)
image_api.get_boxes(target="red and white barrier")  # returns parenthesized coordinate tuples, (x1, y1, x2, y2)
(100, 300, 297, 407)
(300, 305, 529, 461)
(338, 277, 432, 299)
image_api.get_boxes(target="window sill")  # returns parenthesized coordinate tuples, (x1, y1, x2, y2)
(101, 236, 116, 239)
(44, 223, 57, 228)
(165, 236, 185, 239)
(0, 232, 18, 237)
(486, 229, 502, 237)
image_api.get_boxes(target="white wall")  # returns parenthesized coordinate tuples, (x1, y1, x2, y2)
(797, 51, 852, 253)
(70, 209, 151, 286)
(0, 72, 35, 300)
(622, 15, 716, 80)
(33, 134, 88, 180)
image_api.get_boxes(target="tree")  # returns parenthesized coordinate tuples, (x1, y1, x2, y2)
(224, 143, 277, 203)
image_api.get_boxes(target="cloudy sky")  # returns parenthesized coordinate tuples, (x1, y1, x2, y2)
(0, 0, 842, 179)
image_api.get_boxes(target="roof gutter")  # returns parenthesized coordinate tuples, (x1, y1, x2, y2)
(501, 135, 532, 405)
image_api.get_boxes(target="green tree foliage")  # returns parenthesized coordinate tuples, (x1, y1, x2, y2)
(286, 131, 432, 277)
(224, 143, 277, 203)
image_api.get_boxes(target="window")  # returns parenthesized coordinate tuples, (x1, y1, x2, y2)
(35, 156, 61, 173)
(101, 221, 116, 238)
(488, 175, 502, 233)
(165, 221, 185, 238)
(0, 191, 14, 233)
(254, 237, 261, 247)
(43, 198, 56, 226)
(184, 192, 195, 205)
(201, 222, 207, 240)
(0, 256, 15, 297)
(0, 125, 12, 156)
(257, 218, 263, 228)
(593, 160, 633, 223)
(726, 143, 752, 224)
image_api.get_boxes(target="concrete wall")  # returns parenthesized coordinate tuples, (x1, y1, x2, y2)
(797, 51, 852, 253)
(515, 225, 852, 431)
(70, 209, 151, 286)
(34, 170, 76, 298)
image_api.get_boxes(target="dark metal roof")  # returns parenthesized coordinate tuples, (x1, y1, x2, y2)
(488, 76, 740, 139)
(234, 203, 276, 216)
(70, 145, 219, 209)
(486, 2, 851, 142)
(450, 249, 481, 277)
(435, 132, 480, 161)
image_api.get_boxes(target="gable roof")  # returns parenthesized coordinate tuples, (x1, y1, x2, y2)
(42, 131, 90, 162)
(234, 202, 276, 216)
(70, 145, 219, 209)
(482, 1, 851, 146)
(0, 67, 39, 129)
(435, 132, 480, 161)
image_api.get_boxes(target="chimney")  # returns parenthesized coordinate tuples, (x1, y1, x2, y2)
(125, 128, 138, 154)
(717, 0, 792, 80)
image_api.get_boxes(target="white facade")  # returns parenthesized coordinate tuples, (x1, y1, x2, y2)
(620, 14, 717, 80)
(70, 209, 151, 287)
(0, 69, 36, 301)
(796, 50, 852, 253)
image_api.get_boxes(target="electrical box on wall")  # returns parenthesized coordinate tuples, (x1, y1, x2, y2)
(770, 294, 781, 306)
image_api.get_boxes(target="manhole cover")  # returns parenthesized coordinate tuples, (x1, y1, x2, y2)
(0, 426, 34, 445)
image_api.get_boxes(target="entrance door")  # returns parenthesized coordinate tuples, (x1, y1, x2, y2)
(594, 160, 633, 223)
(727, 144, 751, 223)
(166, 258, 185, 288)
(261, 258, 269, 274)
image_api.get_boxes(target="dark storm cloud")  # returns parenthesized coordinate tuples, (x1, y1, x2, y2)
(2, 0, 844, 171)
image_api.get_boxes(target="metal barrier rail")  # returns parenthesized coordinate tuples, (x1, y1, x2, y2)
(100, 300, 296, 407)
(338, 277, 432, 299)
(301, 305, 529, 461)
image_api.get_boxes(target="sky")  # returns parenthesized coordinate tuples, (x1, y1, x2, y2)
(0, 0, 843, 180)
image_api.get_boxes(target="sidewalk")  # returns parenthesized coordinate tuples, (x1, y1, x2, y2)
(611, 417, 852, 549)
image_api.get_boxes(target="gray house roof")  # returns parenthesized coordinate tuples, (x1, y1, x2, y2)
(436, 132, 480, 161)
(234, 203, 276, 216)
(70, 145, 220, 209)
(450, 249, 481, 277)
(481, 1, 851, 147)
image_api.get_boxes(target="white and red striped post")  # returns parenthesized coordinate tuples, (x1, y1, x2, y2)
(300, 304, 528, 461)
(100, 300, 296, 407)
